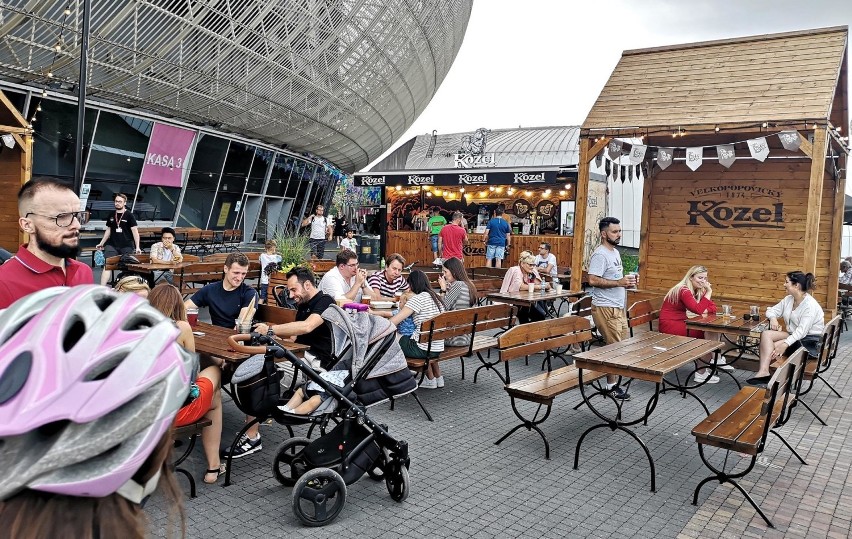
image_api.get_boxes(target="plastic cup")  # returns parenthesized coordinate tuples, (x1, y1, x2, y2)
(235, 319, 252, 334)
(336, 296, 348, 307)
(627, 272, 638, 289)
(187, 308, 199, 328)
(554, 283, 563, 293)
(361, 295, 371, 306)
(722, 305, 732, 318)
(750, 305, 759, 317)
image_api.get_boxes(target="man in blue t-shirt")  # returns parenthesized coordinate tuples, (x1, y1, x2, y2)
(482, 206, 512, 268)
(185, 251, 258, 328)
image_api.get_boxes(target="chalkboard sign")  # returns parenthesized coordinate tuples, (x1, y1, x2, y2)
(537, 199, 559, 232)
(512, 199, 531, 218)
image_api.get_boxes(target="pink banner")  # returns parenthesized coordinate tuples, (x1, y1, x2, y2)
(139, 123, 196, 187)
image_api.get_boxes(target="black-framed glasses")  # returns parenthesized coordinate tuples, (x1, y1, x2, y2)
(743, 314, 760, 322)
(25, 210, 90, 227)
(345, 262, 360, 268)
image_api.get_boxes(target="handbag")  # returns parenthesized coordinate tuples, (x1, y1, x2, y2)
(232, 354, 281, 416)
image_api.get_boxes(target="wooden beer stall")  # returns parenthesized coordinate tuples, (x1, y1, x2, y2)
(354, 167, 578, 268)
(572, 26, 849, 314)
(0, 90, 33, 252)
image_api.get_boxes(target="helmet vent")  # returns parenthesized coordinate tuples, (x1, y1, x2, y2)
(94, 295, 115, 312)
(62, 319, 86, 352)
(84, 354, 124, 382)
(0, 351, 32, 405)
(121, 314, 154, 332)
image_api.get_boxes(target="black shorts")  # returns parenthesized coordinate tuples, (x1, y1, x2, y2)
(786, 335, 821, 358)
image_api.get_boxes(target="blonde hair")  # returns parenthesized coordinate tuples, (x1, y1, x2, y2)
(664, 265, 708, 305)
(519, 252, 535, 265)
(114, 275, 150, 295)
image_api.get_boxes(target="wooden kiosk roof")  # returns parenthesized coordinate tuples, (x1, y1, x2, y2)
(572, 27, 849, 314)
(583, 26, 848, 133)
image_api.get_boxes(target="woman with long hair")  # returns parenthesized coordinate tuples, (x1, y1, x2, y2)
(438, 256, 478, 309)
(148, 283, 225, 484)
(748, 271, 825, 386)
(659, 265, 725, 384)
(500, 251, 546, 324)
(0, 286, 191, 538)
(390, 270, 446, 389)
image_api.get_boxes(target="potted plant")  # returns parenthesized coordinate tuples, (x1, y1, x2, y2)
(273, 232, 311, 274)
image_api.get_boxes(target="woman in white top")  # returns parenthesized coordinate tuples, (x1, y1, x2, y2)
(748, 271, 825, 386)
(390, 270, 445, 389)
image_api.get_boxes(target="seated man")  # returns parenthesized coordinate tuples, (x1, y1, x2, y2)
(318, 249, 372, 302)
(184, 252, 257, 329)
(840, 260, 852, 286)
(255, 267, 335, 370)
(367, 253, 409, 300)
(534, 242, 557, 278)
(149, 226, 183, 284)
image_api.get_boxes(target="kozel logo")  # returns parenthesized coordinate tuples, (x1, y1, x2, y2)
(687, 200, 783, 229)
(513, 172, 546, 184)
(454, 153, 497, 169)
(360, 176, 385, 186)
(458, 173, 487, 185)
(407, 175, 434, 185)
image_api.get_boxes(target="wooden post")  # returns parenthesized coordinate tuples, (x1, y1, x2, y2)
(827, 143, 846, 316)
(637, 163, 653, 290)
(802, 127, 827, 274)
(571, 138, 591, 292)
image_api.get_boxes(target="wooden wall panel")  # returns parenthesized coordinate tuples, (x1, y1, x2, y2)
(641, 158, 839, 309)
(0, 147, 22, 251)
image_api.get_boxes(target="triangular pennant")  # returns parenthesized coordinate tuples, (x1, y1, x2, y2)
(685, 147, 703, 171)
(628, 144, 647, 164)
(778, 130, 802, 151)
(604, 158, 611, 176)
(607, 140, 623, 160)
(614, 163, 620, 181)
(627, 165, 633, 181)
(1, 134, 14, 149)
(595, 153, 603, 167)
(716, 144, 736, 168)
(635, 164, 641, 179)
(620, 166, 626, 183)
(747, 137, 770, 162)
(657, 147, 674, 170)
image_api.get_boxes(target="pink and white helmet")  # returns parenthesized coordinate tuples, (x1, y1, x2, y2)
(0, 285, 196, 502)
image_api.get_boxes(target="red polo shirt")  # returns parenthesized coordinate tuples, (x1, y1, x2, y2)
(0, 245, 94, 308)
(439, 223, 467, 261)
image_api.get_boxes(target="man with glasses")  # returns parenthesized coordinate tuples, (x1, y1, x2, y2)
(95, 192, 143, 285)
(302, 204, 333, 259)
(534, 242, 557, 278)
(318, 249, 371, 303)
(0, 179, 93, 308)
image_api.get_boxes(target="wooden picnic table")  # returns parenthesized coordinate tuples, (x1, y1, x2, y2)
(192, 322, 308, 362)
(125, 261, 195, 274)
(487, 288, 583, 317)
(572, 331, 724, 492)
(685, 314, 768, 366)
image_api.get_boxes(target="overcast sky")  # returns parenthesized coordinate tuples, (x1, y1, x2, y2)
(366, 0, 852, 169)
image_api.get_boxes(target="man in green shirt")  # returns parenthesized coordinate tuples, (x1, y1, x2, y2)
(427, 207, 447, 265)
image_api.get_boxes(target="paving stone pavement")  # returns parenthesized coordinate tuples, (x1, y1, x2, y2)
(147, 326, 852, 538)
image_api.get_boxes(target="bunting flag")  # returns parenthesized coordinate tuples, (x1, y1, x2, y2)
(778, 130, 802, 151)
(628, 144, 647, 164)
(657, 147, 674, 170)
(607, 139, 623, 160)
(686, 147, 703, 171)
(1, 134, 14, 149)
(594, 153, 603, 167)
(716, 144, 736, 168)
(747, 137, 770, 162)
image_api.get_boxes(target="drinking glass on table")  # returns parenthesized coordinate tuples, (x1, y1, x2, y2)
(187, 308, 199, 328)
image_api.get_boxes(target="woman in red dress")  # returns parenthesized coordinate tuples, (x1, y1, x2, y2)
(658, 265, 728, 383)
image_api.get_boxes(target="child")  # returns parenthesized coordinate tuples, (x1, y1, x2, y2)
(340, 229, 358, 252)
(259, 240, 282, 304)
(395, 290, 415, 337)
(279, 363, 348, 415)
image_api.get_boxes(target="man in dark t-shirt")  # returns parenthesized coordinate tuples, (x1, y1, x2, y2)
(96, 192, 142, 285)
(185, 252, 258, 328)
(254, 266, 335, 369)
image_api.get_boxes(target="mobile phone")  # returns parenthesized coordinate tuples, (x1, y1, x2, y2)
(192, 331, 206, 336)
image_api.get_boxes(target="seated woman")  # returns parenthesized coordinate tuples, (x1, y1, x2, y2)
(147, 283, 225, 484)
(659, 265, 726, 384)
(114, 274, 150, 298)
(748, 271, 825, 386)
(390, 270, 445, 389)
(500, 251, 547, 324)
(438, 257, 478, 346)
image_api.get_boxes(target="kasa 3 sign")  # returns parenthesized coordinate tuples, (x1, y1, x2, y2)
(686, 185, 783, 230)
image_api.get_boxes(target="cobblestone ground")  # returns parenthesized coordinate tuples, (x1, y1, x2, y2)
(147, 325, 852, 539)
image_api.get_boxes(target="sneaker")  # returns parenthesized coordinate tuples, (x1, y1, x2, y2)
(435, 375, 445, 388)
(419, 377, 438, 390)
(221, 434, 262, 459)
(608, 386, 631, 400)
(694, 371, 720, 384)
(713, 359, 735, 372)
(432, 258, 441, 266)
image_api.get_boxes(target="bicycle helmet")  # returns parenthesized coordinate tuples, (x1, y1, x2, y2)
(0, 285, 196, 503)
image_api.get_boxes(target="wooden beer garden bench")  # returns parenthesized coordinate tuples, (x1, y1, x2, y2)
(172, 417, 213, 498)
(495, 316, 606, 459)
(401, 303, 515, 420)
(691, 348, 806, 528)
(177, 262, 225, 297)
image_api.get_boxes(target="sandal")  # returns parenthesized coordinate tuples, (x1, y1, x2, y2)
(203, 463, 226, 484)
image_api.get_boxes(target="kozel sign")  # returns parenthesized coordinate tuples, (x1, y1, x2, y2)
(686, 185, 784, 229)
(458, 173, 488, 185)
(454, 153, 497, 169)
(513, 172, 546, 184)
(359, 175, 386, 186)
(407, 174, 434, 185)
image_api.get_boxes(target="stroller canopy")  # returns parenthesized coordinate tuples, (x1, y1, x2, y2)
(322, 304, 407, 380)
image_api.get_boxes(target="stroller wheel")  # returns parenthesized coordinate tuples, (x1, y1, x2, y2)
(367, 448, 390, 481)
(385, 461, 410, 502)
(292, 468, 347, 527)
(272, 437, 311, 486)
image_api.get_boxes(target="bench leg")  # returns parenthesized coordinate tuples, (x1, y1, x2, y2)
(794, 398, 828, 426)
(410, 392, 434, 421)
(494, 396, 553, 459)
(816, 375, 843, 398)
(474, 351, 506, 384)
(769, 429, 807, 465)
(574, 423, 657, 492)
(173, 432, 200, 497)
(692, 444, 773, 528)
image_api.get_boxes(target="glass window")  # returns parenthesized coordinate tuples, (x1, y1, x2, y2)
(177, 134, 229, 228)
(84, 112, 152, 219)
(285, 159, 304, 198)
(209, 192, 241, 230)
(220, 142, 254, 194)
(134, 184, 181, 222)
(2, 89, 26, 117)
(31, 99, 97, 184)
(246, 148, 272, 193)
(266, 154, 292, 197)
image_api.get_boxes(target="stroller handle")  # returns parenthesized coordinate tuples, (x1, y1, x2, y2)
(228, 333, 274, 355)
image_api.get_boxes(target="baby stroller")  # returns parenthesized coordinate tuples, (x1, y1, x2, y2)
(228, 304, 415, 526)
